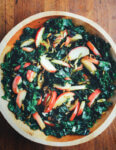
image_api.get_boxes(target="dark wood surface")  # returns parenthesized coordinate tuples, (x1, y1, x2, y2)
(0, 0, 116, 149)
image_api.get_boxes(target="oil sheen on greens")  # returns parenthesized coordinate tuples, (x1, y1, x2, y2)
(1, 18, 116, 138)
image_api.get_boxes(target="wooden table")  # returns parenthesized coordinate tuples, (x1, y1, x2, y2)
(0, 0, 116, 149)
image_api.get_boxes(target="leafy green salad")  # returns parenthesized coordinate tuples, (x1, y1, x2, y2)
(1, 18, 116, 138)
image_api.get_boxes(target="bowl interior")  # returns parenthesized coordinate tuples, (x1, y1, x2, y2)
(0, 13, 116, 146)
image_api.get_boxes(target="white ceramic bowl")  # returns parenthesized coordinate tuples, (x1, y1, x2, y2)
(0, 11, 116, 147)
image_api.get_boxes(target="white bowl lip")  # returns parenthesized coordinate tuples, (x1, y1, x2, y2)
(0, 11, 116, 147)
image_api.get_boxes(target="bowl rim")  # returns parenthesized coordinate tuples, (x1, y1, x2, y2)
(0, 11, 116, 147)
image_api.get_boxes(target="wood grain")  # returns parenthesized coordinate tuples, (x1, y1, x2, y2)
(0, 0, 116, 150)
(0, 0, 5, 41)
(5, 0, 15, 32)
